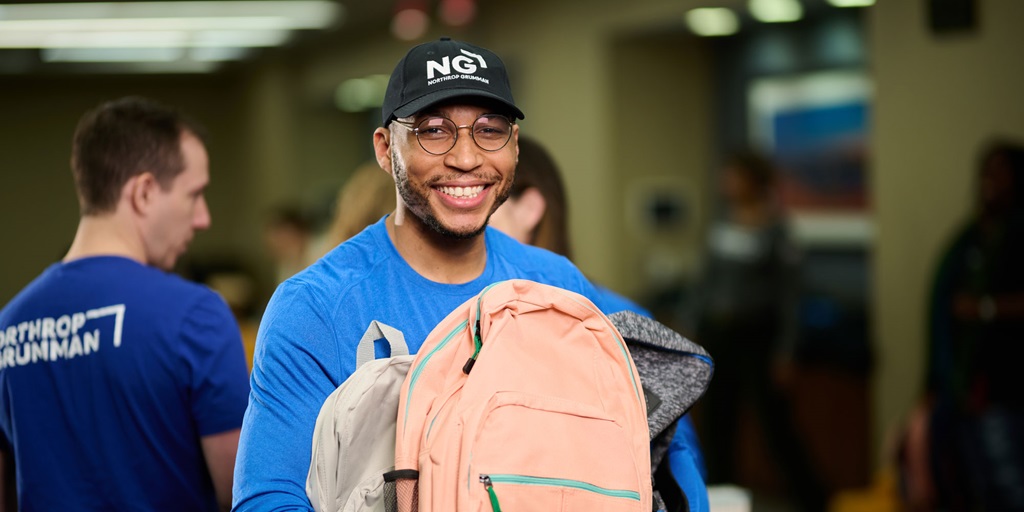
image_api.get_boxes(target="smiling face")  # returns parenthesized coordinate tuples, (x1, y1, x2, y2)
(141, 130, 211, 270)
(381, 102, 519, 240)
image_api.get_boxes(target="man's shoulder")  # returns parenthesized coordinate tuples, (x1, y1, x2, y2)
(489, 228, 581, 272)
(293, 229, 387, 293)
(0, 269, 51, 324)
(6, 258, 220, 317)
(485, 228, 590, 287)
(268, 225, 393, 321)
(486, 227, 573, 266)
(128, 261, 224, 307)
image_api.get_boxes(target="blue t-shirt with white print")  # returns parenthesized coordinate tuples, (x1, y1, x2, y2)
(0, 256, 250, 511)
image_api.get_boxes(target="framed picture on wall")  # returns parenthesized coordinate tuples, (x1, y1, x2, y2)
(748, 70, 873, 247)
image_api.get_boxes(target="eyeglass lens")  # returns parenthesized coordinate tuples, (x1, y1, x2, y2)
(415, 115, 512, 154)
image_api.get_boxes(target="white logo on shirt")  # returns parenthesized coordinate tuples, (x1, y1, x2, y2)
(0, 304, 125, 369)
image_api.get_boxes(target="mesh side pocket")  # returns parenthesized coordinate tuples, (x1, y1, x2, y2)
(383, 469, 418, 512)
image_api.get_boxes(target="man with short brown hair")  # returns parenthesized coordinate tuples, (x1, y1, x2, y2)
(0, 96, 250, 511)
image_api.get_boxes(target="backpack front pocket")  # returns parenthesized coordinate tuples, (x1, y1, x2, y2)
(462, 391, 644, 512)
(478, 473, 641, 512)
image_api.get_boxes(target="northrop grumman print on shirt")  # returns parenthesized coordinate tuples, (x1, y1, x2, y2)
(0, 303, 124, 368)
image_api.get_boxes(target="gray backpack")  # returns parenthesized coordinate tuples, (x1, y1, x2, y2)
(306, 321, 411, 512)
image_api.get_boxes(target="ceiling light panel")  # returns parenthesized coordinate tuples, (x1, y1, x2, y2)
(0, 1, 340, 49)
(0, 29, 290, 48)
(0, 17, 306, 32)
(0, 1, 338, 28)
(749, 0, 804, 23)
(685, 8, 740, 37)
(43, 46, 185, 62)
(190, 46, 252, 62)
(826, 0, 875, 6)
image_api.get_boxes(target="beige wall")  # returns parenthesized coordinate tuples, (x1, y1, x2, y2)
(869, 0, 1024, 460)
(609, 34, 712, 296)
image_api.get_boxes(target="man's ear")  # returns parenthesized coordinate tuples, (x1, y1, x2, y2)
(516, 187, 547, 233)
(373, 127, 393, 175)
(127, 172, 158, 215)
(511, 124, 520, 163)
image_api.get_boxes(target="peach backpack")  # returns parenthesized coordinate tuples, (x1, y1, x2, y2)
(390, 279, 652, 512)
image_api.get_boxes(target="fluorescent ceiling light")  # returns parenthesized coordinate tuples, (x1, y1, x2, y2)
(43, 47, 184, 62)
(749, 0, 804, 23)
(826, 0, 875, 6)
(0, 1, 339, 49)
(68, 61, 223, 74)
(41, 46, 254, 63)
(10, 31, 187, 48)
(192, 29, 289, 47)
(190, 46, 252, 62)
(0, 17, 317, 32)
(0, 29, 289, 48)
(685, 8, 739, 37)
(0, 2, 338, 27)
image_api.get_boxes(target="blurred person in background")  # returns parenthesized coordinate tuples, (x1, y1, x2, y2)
(263, 204, 315, 284)
(902, 139, 1024, 511)
(0, 97, 250, 511)
(489, 134, 710, 511)
(314, 160, 397, 258)
(685, 151, 826, 512)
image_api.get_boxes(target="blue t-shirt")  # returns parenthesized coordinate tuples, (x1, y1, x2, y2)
(234, 219, 615, 510)
(0, 256, 251, 511)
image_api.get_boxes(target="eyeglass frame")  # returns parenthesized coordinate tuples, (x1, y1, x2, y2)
(391, 113, 515, 155)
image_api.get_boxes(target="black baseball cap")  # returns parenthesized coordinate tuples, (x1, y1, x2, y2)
(381, 37, 525, 126)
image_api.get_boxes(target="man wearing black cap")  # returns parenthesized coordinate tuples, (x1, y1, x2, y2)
(232, 38, 618, 511)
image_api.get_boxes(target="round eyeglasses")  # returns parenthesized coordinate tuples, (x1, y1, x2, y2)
(393, 114, 513, 155)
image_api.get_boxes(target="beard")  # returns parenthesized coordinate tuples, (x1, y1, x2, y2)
(391, 147, 513, 240)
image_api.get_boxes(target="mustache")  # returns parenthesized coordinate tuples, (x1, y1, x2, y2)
(423, 172, 501, 186)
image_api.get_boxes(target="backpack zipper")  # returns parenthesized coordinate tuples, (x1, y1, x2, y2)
(463, 281, 502, 374)
(461, 320, 482, 374)
(479, 473, 641, 509)
(403, 319, 467, 430)
(479, 475, 502, 512)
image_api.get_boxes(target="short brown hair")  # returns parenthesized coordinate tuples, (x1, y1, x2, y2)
(70, 96, 206, 215)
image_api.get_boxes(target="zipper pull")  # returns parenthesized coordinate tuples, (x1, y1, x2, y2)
(463, 320, 483, 374)
(479, 475, 502, 512)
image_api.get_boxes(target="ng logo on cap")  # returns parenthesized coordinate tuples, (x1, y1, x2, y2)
(426, 49, 488, 83)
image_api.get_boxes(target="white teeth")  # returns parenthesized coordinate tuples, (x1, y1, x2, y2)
(439, 185, 485, 198)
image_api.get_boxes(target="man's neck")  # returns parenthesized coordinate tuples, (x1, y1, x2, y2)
(386, 211, 487, 284)
(64, 214, 146, 265)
